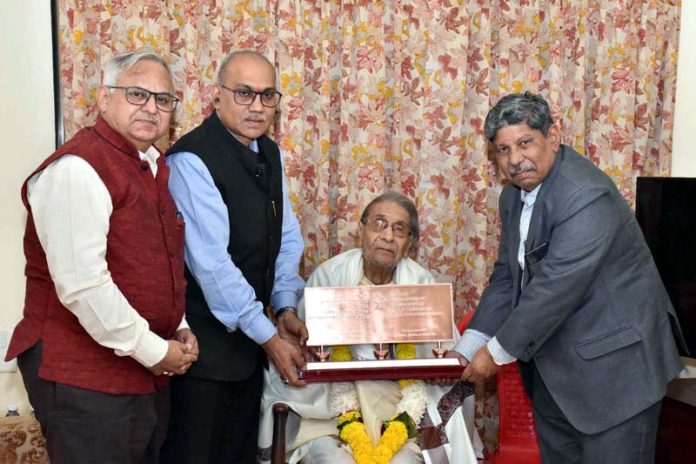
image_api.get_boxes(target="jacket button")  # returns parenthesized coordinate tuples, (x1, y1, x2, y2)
(141, 162, 149, 171)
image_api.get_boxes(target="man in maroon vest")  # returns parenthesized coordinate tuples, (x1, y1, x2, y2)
(5, 51, 198, 463)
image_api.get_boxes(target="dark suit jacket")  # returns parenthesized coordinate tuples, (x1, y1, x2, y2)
(470, 145, 684, 434)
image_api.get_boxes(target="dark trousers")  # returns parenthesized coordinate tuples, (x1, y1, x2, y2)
(160, 363, 264, 464)
(528, 366, 662, 464)
(17, 343, 170, 464)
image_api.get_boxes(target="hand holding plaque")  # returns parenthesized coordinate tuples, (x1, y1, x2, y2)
(300, 283, 464, 382)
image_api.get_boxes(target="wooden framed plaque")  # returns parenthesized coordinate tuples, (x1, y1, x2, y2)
(300, 283, 463, 382)
(300, 358, 463, 382)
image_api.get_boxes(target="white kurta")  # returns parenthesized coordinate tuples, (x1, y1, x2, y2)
(258, 248, 481, 464)
(26, 152, 187, 368)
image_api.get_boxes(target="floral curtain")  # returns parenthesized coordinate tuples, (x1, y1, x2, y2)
(57, 0, 680, 327)
(57, 0, 681, 454)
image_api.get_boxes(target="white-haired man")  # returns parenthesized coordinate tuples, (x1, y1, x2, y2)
(6, 51, 198, 463)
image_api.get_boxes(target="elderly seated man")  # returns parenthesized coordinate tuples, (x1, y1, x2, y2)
(258, 191, 482, 464)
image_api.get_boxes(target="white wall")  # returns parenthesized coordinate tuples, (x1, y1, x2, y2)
(672, 0, 696, 176)
(0, 1, 55, 413)
(0, 2, 694, 413)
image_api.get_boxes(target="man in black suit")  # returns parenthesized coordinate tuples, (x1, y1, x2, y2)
(452, 92, 685, 463)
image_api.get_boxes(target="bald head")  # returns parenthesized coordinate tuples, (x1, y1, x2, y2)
(212, 50, 279, 147)
(216, 50, 276, 87)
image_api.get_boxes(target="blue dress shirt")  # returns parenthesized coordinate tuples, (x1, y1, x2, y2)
(167, 139, 305, 346)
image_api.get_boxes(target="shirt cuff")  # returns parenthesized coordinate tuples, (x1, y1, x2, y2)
(176, 315, 190, 331)
(487, 337, 517, 365)
(123, 331, 169, 368)
(242, 310, 277, 345)
(272, 290, 300, 313)
(454, 329, 491, 361)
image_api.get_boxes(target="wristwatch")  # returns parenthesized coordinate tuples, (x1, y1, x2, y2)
(275, 306, 298, 319)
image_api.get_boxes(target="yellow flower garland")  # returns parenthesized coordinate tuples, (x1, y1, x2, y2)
(331, 344, 353, 362)
(330, 344, 422, 464)
(395, 343, 417, 389)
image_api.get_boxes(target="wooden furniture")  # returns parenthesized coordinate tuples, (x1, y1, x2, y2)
(271, 403, 290, 464)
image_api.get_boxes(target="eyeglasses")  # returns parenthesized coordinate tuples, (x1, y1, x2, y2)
(220, 85, 282, 107)
(106, 86, 180, 112)
(361, 216, 412, 238)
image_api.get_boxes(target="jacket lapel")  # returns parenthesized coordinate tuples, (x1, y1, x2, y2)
(521, 146, 566, 285)
(506, 192, 523, 306)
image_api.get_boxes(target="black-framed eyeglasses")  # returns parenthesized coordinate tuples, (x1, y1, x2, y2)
(220, 85, 282, 107)
(106, 86, 180, 112)
(361, 216, 412, 238)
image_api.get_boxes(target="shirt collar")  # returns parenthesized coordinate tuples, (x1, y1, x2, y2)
(138, 146, 159, 165)
(520, 183, 542, 208)
(226, 128, 260, 154)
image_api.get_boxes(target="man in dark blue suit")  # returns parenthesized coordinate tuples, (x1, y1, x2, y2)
(453, 92, 685, 463)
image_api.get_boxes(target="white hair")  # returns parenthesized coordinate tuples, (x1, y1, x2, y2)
(102, 51, 172, 87)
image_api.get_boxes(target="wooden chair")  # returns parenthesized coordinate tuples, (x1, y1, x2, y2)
(270, 403, 290, 464)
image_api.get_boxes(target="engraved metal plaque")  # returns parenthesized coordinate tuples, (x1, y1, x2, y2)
(304, 283, 455, 346)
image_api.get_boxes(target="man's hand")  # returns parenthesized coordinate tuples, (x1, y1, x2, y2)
(427, 349, 470, 386)
(173, 328, 199, 357)
(461, 345, 500, 385)
(150, 339, 199, 376)
(262, 333, 306, 388)
(167, 328, 199, 375)
(276, 310, 312, 361)
(277, 310, 308, 345)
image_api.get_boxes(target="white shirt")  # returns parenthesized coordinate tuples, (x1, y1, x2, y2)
(486, 184, 542, 365)
(517, 185, 541, 273)
(456, 185, 542, 365)
(26, 149, 187, 368)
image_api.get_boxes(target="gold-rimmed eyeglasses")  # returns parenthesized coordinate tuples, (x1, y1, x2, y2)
(107, 86, 180, 112)
(361, 216, 412, 238)
(220, 85, 282, 108)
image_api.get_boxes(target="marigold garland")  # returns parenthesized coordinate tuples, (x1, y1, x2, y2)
(329, 344, 427, 464)
(331, 345, 353, 362)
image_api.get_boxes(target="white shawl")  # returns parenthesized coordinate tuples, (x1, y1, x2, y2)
(258, 248, 480, 463)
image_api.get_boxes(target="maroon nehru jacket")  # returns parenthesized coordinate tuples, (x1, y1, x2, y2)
(6, 116, 186, 394)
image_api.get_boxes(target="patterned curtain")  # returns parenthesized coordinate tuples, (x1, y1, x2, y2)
(58, 0, 681, 323)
